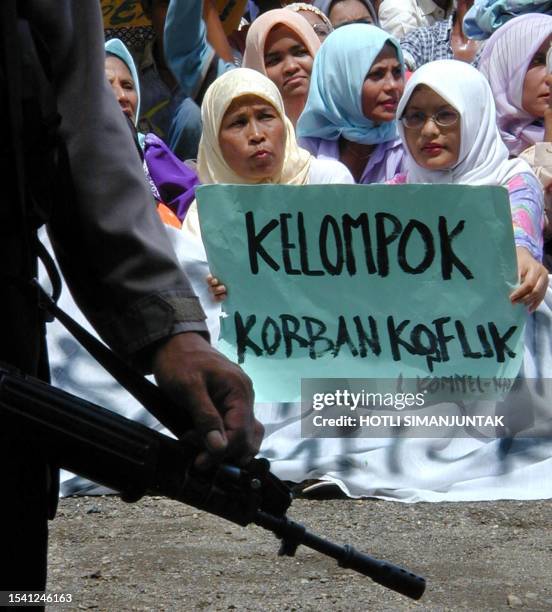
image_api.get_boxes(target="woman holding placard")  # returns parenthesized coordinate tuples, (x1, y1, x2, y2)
(391, 59, 547, 312)
(181, 67, 353, 251)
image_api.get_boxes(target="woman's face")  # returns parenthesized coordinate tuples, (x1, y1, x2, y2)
(105, 55, 138, 123)
(522, 35, 552, 118)
(218, 94, 286, 182)
(402, 86, 461, 171)
(264, 25, 313, 103)
(328, 0, 373, 28)
(361, 43, 404, 124)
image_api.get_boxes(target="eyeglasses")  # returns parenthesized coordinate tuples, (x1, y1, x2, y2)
(312, 23, 333, 38)
(401, 109, 460, 130)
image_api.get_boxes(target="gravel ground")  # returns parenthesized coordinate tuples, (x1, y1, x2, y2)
(45, 495, 552, 612)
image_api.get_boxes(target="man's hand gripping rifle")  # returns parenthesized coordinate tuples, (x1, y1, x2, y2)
(0, 363, 426, 600)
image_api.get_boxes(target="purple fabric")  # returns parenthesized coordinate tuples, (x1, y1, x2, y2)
(299, 136, 405, 184)
(143, 133, 200, 221)
(478, 14, 552, 156)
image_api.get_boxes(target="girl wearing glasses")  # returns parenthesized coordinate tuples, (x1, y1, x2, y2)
(391, 60, 547, 312)
(296, 24, 405, 184)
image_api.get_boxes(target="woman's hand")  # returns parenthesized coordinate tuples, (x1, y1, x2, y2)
(510, 246, 549, 312)
(206, 273, 228, 302)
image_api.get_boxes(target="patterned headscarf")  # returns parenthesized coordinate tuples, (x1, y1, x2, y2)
(285, 2, 334, 31)
(464, 0, 552, 40)
(479, 13, 552, 156)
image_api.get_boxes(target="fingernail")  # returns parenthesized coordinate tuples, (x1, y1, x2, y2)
(206, 430, 226, 452)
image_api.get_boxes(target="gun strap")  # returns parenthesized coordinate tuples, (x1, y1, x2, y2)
(1, 0, 191, 441)
(34, 240, 193, 440)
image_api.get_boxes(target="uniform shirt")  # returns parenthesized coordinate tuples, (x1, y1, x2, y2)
(25, 0, 208, 364)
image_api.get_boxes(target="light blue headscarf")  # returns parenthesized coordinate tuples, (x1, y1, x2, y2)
(104, 38, 141, 125)
(463, 0, 552, 40)
(296, 24, 403, 145)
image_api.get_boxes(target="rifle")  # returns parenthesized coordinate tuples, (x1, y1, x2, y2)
(0, 362, 426, 600)
(4, 1, 424, 599)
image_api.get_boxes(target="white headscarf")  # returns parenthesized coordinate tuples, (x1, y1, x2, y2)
(396, 60, 533, 185)
(197, 68, 312, 185)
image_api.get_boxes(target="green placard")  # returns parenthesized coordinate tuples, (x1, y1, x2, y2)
(196, 184, 526, 402)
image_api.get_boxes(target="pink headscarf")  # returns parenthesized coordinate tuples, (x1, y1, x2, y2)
(243, 8, 321, 75)
(479, 13, 552, 156)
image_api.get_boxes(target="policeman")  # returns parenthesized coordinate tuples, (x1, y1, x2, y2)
(0, 0, 262, 595)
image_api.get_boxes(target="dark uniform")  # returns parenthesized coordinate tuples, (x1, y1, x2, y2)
(1, 0, 208, 593)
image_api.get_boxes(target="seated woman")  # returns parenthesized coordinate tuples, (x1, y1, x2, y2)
(479, 14, 552, 273)
(181, 67, 353, 253)
(392, 59, 547, 312)
(105, 38, 199, 227)
(478, 13, 552, 159)
(313, 0, 379, 29)
(164, 1, 320, 126)
(242, 9, 321, 126)
(296, 24, 405, 184)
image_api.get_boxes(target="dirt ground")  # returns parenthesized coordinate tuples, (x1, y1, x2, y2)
(45, 495, 552, 612)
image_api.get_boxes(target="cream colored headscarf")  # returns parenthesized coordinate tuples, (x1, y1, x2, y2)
(242, 9, 321, 76)
(197, 68, 312, 185)
(183, 68, 312, 239)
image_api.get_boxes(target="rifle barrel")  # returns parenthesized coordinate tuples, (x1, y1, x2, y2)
(254, 510, 426, 600)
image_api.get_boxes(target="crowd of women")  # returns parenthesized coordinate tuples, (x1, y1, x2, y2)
(53, 1, 552, 499)
(104, 2, 552, 312)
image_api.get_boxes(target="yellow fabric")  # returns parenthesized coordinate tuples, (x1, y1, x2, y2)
(183, 69, 313, 239)
(197, 68, 312, 186)
(181, 201, 202, 240)
(102, 0, 151, 29)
